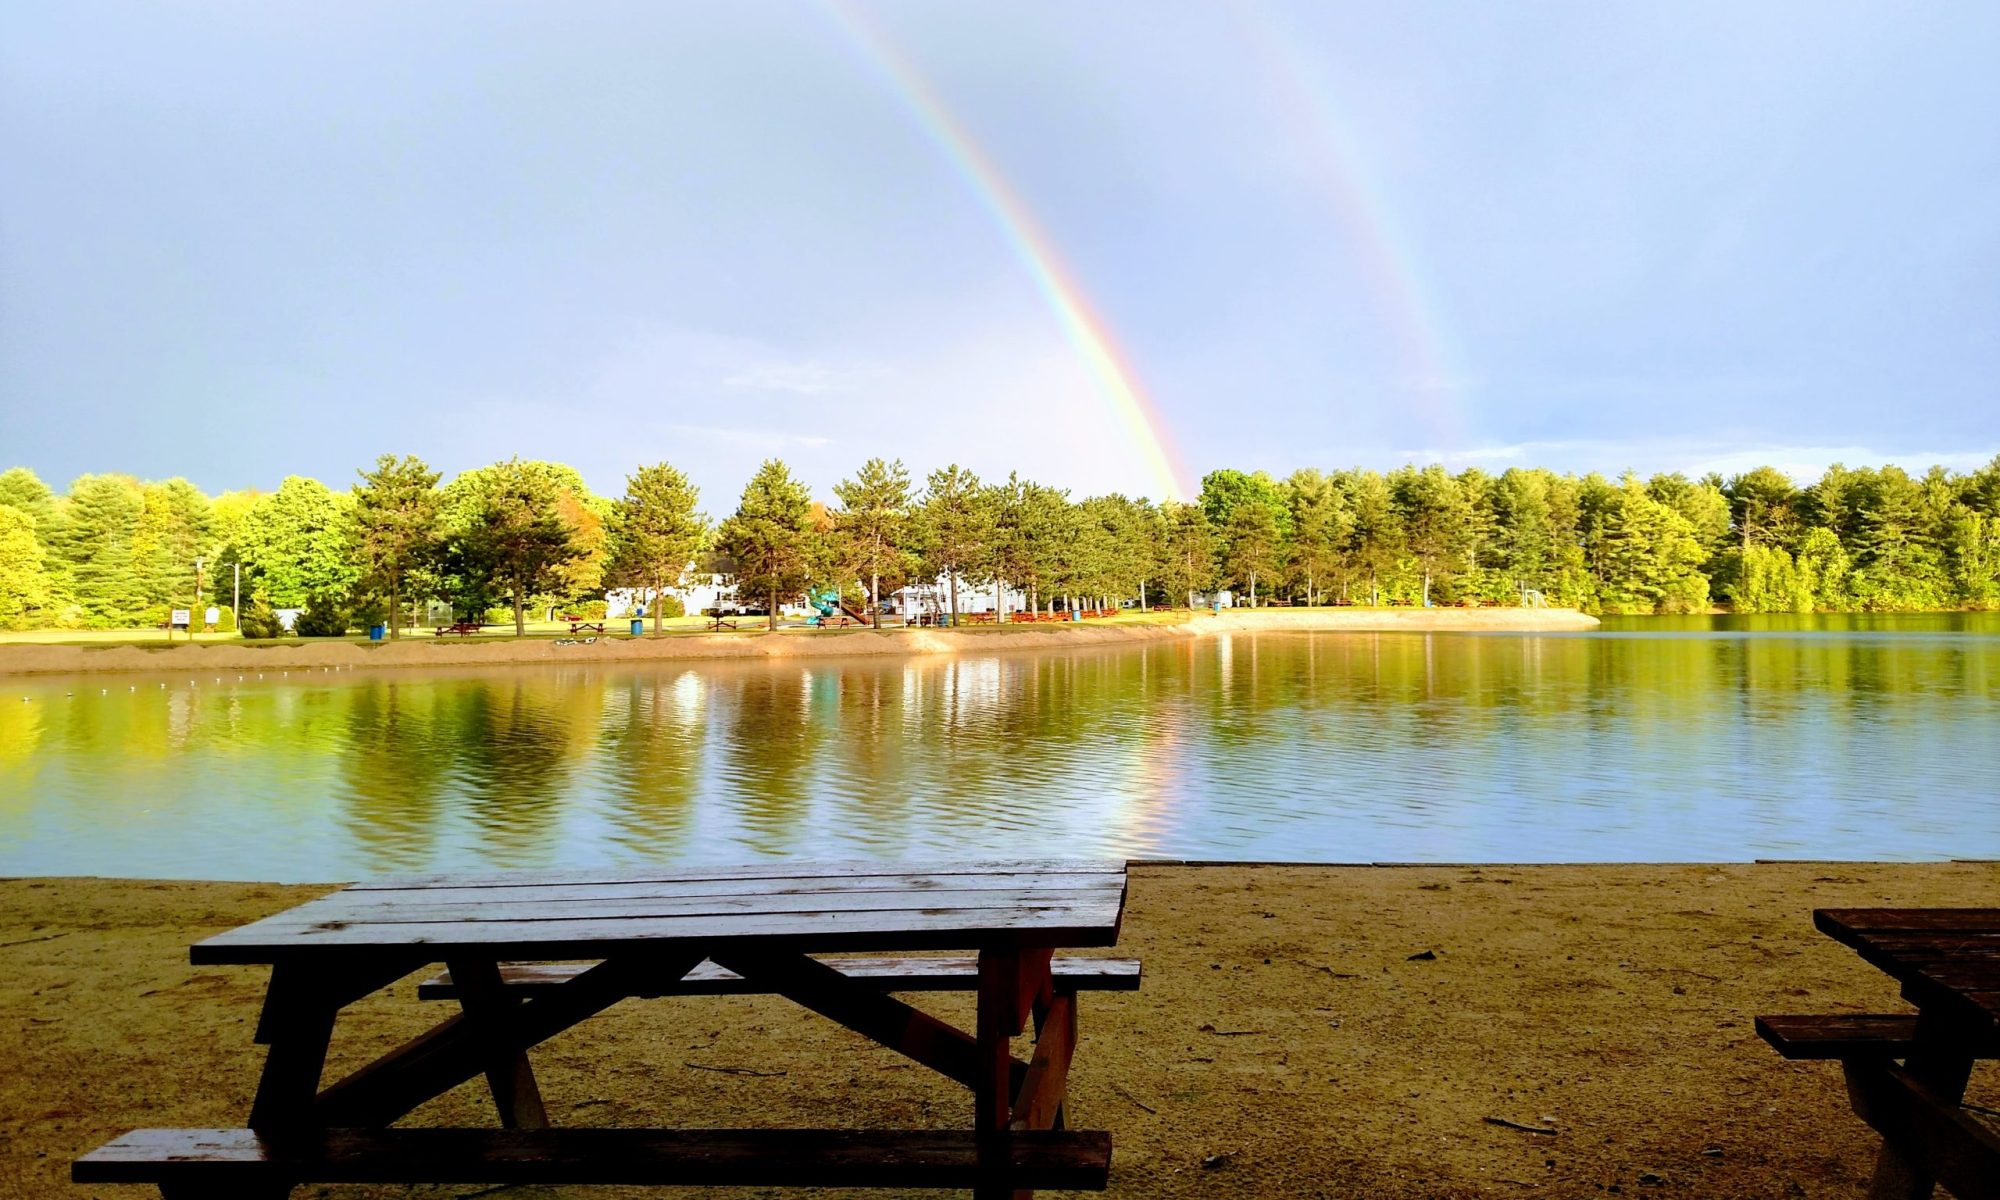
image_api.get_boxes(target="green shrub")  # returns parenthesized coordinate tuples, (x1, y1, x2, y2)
(349, 595, 388, 628)
(572, 599, 608, 619)
(214, 604, 236, 633)
(294, 593, 350, 638)
(238, 599, 284, 639)
(658, 595, 686, 619)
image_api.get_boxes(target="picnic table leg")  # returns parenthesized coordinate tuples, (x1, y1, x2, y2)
(1849, 1010, 1976, 1200)
(974, 948, 1022, 1200)
(447, 957, 550, 1129)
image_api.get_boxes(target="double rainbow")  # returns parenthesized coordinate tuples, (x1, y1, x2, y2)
(820, 1, 1194, 503)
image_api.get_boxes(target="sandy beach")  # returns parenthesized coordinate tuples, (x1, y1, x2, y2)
(0, 608, 1598, 677)
(7, 860, 1995, 1199)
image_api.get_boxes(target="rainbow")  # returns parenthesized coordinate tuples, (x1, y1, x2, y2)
(1233, 7, 1466, 447)
(817, 1, 1193, 502)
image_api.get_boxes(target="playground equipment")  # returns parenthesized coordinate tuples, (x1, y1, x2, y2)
(805, 587, 873, 627)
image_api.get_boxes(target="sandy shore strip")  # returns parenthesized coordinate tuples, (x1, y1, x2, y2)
(5, 860, 1993, 1199)
(0, 607, 1598, 677)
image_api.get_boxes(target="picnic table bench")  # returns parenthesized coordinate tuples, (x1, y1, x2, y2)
(433, 621, 485, 637)
(560, 616, 607, 634)
(75, 860, 1136, 1200)
(1756, 908, 2000, 1200)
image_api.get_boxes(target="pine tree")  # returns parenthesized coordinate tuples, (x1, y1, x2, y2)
(608, 462, 706, 634)
(55, 474, 145, 626)
(716, 459, 818, 631)
(350, 455, 444, 638)
(831, 459, 910, 629)
(914, 464, 989, 626)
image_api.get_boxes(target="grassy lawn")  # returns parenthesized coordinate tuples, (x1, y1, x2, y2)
(0, 610, 1202, 647)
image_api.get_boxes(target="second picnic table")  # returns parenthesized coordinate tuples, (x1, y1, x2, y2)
(76, 860, 1136, 1199)
(1757, 908, 2000, 1200)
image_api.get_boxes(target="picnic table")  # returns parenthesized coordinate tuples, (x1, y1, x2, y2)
(433, 621, 485, 637)
(1756, 908, 2000, 1200)
(74, 860, 1136, 1199)
(561, 616, 606, 634)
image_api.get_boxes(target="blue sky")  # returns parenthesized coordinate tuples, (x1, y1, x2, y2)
(3, 1, 1996, 505)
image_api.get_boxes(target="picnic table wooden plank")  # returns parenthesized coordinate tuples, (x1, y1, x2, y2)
(305, 887, 1124, 925)
(313, 872, 1127, 913)
(1816, 909, 2000, 948)
(417, 955, 1143, 1000)
(73, 1127, 1115, 1191)
(193, 902, 1126, 964)
(346, 860, 1126, 892)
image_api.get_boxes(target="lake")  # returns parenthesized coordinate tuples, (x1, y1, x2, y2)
(2, 614, 1996, 880)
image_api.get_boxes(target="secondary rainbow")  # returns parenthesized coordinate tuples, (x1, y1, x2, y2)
(818, 1, 1193, 502)
(1234, 6, 1467, 447)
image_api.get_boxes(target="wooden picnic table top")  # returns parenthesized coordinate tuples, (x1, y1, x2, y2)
(1814, 908, 2000, 1031)
(191, 860, 1129, 965)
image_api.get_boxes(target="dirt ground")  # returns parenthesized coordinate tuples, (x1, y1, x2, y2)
(5, 861, 1994, 1200)
(0, 608, 1598, 677)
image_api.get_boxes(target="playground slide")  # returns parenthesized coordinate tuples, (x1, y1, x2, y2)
(839, 600, 873, 625)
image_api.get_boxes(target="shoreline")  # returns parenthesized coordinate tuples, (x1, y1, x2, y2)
(0, 606, 1599, 676)
(4, 861, 1993, 1199)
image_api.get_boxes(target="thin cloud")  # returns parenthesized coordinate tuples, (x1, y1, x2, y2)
(1400, 438, 1999, 482)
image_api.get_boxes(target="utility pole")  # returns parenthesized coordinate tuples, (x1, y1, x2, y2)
(193, 557, 204, 642)
(233, 563, 240, 626)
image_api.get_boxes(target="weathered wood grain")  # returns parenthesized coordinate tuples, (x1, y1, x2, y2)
(72, 1127, 1115, 1190)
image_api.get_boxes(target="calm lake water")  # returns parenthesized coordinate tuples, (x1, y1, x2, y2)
(2, 614, 1996, 880)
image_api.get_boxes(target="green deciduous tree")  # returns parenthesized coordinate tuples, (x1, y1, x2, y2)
(349, 454, 443, 638)
(715, 459, 818, 631)
(449, 459, 584, 636)
(237, 476, 359, 610)
(0, 505, 55, 629)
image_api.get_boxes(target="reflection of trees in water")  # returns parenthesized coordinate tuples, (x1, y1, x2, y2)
(594, 671, 703, 858)
(437, 674, 589, 864)
(335, 679, 454, 870)
(712, 669, 826, 854)
(0, 700, 42, 814)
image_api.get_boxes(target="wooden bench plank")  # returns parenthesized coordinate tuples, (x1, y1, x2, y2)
(73, 1127, 1113, 1190)
(1755, 1014, 1921, 1059)
(417, 955, 1142, 1000)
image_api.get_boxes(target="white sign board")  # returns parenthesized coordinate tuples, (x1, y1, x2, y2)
(205, 607, 220, 626)
(170, 609, 191, 628)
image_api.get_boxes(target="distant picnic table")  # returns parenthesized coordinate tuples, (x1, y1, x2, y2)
(433, 621, 485, 637)
(1756, 908, 2000, 1200)
(75, 860, 1136, 1200)
(560, 617, 606, 635)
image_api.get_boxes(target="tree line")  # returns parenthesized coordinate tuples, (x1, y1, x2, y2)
(1, 454, 1997, 634)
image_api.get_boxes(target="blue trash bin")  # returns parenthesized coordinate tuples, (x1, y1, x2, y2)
(630, 618, 645, 636)
(368, 623, 385, 641)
